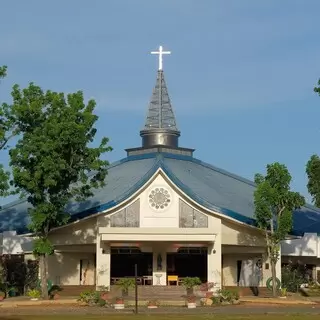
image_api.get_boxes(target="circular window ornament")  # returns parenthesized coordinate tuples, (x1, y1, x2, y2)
(148, 187, 171, 210)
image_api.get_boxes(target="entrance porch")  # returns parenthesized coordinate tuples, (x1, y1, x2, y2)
(96, 227, 220, 290)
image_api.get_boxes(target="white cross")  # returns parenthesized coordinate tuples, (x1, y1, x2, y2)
(151, 45, 171, 71)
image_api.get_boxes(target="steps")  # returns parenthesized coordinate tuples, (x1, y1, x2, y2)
(59, 285, 95, 296)
(224, 286, 273, 297)
(58, 285, 272, 298)
(110, 285, 188, 300)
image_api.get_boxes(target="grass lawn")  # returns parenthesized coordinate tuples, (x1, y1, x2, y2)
(1, 315, 319, 320)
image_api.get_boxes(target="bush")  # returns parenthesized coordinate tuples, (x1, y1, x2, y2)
(211, 288, 240, 305)
(78, 290, 100, 305)
(27, 289, 41, 299)
(281, 262, 310, 293)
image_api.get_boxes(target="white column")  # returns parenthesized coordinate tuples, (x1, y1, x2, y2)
(276, 247, 281, 284)
(152, 247, 167, 286)
(315, 265, 320, 282)
(96, 235, 111, 290)
(207, 234, 222, 291)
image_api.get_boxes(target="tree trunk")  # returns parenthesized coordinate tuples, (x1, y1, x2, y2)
(270, 259, 278, 297)
(39, 254, 48, 299)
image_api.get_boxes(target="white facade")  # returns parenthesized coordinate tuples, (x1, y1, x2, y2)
(96, 172, 222, 290)
(281, 233, 320, 258)
(0, 231, 33, 255)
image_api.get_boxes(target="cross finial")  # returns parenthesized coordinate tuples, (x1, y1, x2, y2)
(151, 45, 171, 71)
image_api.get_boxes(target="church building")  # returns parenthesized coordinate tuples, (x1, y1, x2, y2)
(1, 46, 320, 293)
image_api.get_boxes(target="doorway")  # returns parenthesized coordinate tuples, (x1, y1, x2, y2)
(110, 247, 152, 278)
(80, 259, 96, 285)
(167, 247, 208, 283)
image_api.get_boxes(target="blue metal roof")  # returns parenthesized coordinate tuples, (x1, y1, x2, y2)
(1, 151, 320, 236)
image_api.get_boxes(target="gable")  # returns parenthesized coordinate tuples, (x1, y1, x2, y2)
(99, 171, 218, 230)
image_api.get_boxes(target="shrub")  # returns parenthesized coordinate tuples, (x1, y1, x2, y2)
(27, 289, 41, 299)
(212, 288, 240, 304)
(281, 262, 310, 293)
(78, 290, 100, 305)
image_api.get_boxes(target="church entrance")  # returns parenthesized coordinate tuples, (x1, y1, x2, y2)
(167, 247, 208, 283)
(110, 247, 152, 284)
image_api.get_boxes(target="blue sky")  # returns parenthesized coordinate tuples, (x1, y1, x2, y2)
(1, 0, 320, 205)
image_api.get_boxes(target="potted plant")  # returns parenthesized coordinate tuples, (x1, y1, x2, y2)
(116, 278, 135, 296)
(98, 286, 110, 300)
(49, 285, 62, 300)
(114, 296, 125, 310)
(8, 287, 18, 297)
(27, 288, 41, 300)
(186, 295, 197, 308)
(280, 287, 287, 298)
(182, 277, 202, 295)
(0, 291, 5, 301)
(147, 299, 159, 309)
(200, 282, 215, 298)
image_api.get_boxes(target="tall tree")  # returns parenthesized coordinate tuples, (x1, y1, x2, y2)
(0, 65, 7, 78)
(9, 83, 112, 299)
(0, 66, 17, 197)
(254, 162, 305, 297)
(306, 79, 320, 206)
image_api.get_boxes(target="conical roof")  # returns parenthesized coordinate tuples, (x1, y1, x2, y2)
(141, 70, 179, 133)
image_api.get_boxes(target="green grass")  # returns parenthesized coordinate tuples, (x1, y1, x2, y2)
(0, 315, 319, 320)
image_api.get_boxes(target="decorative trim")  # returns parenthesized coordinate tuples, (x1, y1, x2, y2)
(148, 187, 171, 211)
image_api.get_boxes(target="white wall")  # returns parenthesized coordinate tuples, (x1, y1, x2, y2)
(0, 231, 34, 254)
(281, 233, 319, 257)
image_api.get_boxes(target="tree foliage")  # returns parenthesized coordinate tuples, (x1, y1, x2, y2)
(9, 83, 112, 298)
(254, 162, 305, 296)
(0, 65, 17, 197)
(306, 80, 320, 207)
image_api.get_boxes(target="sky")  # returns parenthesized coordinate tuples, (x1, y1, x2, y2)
(1, 0, 320, 206)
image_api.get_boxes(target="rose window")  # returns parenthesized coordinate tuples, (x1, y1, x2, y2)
(149, 188, 171, 210)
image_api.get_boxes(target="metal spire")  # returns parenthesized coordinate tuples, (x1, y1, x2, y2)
(140, 46, 180, 148)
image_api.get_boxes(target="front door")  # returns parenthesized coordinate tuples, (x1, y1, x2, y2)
(80, 259, 95, 285)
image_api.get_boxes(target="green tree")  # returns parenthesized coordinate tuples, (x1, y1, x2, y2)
(254, 163, 305, 297)
(306, 80, 320, 206)
(9, 83, 112, 299)
(0, 65, 7, 78)
(0, 66, 17, 197)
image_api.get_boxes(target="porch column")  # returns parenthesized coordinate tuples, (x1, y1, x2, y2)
(315, 265, 320, 282)
(96, 235, 111, 290)
(276, 247, 282, 284)
(152, 247, 167, 286)
(207, 234, 221, 291)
